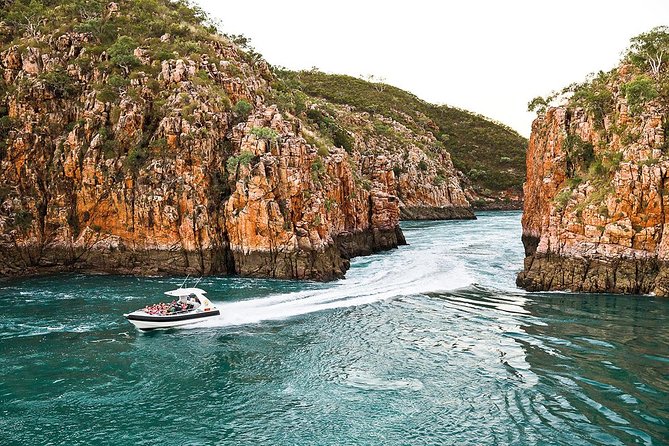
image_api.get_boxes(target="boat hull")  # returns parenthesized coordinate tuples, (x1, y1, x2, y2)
(125, 309, 221, 330)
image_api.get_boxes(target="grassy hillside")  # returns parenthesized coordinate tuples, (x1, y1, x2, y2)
(279, 71, 528, 196)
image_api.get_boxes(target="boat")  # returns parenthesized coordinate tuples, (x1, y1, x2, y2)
(124, 287, 220, 330)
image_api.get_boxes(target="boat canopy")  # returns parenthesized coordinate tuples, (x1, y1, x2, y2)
(164, 288, 208, 297)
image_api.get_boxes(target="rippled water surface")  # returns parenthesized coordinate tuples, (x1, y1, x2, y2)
(1, 211, 668, 445)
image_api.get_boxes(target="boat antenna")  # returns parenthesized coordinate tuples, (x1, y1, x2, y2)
(180, 274, 190, 289)
(193, 276, 203, 288)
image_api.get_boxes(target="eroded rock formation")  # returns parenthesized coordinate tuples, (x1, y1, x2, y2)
(518, 63, 669, 296)
(0, 2, 443, 280)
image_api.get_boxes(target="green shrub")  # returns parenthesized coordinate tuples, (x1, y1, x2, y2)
(373, 121, 392, 135)
(269, 89, 306, 115)
(233, 100, 252, 119)
(527, 96, 548, 114)
(107, 74, 129, 89)
(39, 69, 79, 98)
(192, 68, 213, 87)
(588, 151, 623, 178)
(311, 157, 325, 174)
(101, 139, 119, 159)
(154, 49, 175, 61)
(317, 145, 329, 157)
(468, 168, 487, 180)
(588, 159, 607, 177)
(418, 160, 428, 171)
(176, 40, 202, 55)
(250, 126, 278, 141)
(570, 73, 614, 130)
(108, 36, 140, 73)
(226, 151, 255, 173)
(621, 75, 659, 115)
(332, 126, 353, 153)
(97, 86, 118, 103)
(126, 146, 148, 171)
(149, 138, 168, 155)
(0, 115, 15, 137)
(554, 188, 573, 212)
(310, 156, 326, 183)
(564, 133, 595, 176)
(305, 108, 353, 153)
(181, 103, 198, 123)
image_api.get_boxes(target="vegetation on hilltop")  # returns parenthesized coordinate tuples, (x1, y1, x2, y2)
(528, 26, 669, 124)
(275, 70, 528, 195)
(0, 0, 268, 92)
(528, 26, 669, 212)
(2, 0, 216, 49)
(0, 0, 273, 171)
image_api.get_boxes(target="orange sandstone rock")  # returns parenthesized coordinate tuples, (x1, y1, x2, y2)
(518, 66, 669, 296)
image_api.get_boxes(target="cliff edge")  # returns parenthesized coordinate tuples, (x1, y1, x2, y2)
(0, 0, 523, 280)
(518, 27, 669, 296)
(0, 0, 407, 280)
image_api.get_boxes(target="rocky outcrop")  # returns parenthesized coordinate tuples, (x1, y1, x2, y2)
(315, 102, 476, 220)
(0, 1, 439, 281)
(393, 148, 475, 220)
(518, 63, 669, 296)
(292, 71, 528, 210)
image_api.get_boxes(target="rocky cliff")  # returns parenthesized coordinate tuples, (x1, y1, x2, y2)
(518, 29, 669, 295)
(0, 0, 524, 281)
(294, 92, 475, 221)
(291, 71, 528, 211)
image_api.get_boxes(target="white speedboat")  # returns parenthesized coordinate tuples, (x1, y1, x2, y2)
(124, 287, 220, 330)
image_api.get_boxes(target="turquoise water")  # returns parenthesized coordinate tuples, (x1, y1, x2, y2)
(1, 211, 668, 445)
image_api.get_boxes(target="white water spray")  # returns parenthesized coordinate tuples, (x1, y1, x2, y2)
(190, 244, 474, 328)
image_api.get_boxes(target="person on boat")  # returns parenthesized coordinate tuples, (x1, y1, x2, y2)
(172, 294, 188, 312)
(187, 293, 200, 310)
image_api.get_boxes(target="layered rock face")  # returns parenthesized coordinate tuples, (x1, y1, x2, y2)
(0, 44, 406, 279)
(518, 65, 669, 296)
(323, 104, 475, 220)
(291, 71, 528, 211)
(0, 2, 420, 280)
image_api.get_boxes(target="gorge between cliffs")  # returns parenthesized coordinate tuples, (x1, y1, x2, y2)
(0, 1, 667, 299)
(2, 2, 669, 445)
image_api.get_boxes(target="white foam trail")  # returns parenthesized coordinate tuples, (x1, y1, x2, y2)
(188, 248, 473, 329)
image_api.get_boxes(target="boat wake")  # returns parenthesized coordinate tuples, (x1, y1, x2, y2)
(189, 249, 474, 329)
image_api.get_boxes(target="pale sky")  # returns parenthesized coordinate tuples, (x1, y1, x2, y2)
(195, 1, 668, 137)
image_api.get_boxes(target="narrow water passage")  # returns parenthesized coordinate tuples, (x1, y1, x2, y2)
(1, 211, 667, 445)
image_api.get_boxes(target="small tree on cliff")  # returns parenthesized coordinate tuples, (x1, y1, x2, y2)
(621, 75, 659, 114)
(626, 26, 669, 79)
(5, 0, 47, 38)
(108, 36, 140, 75)
(527, 96, 548, 115)
(233, 100, 252, 120)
